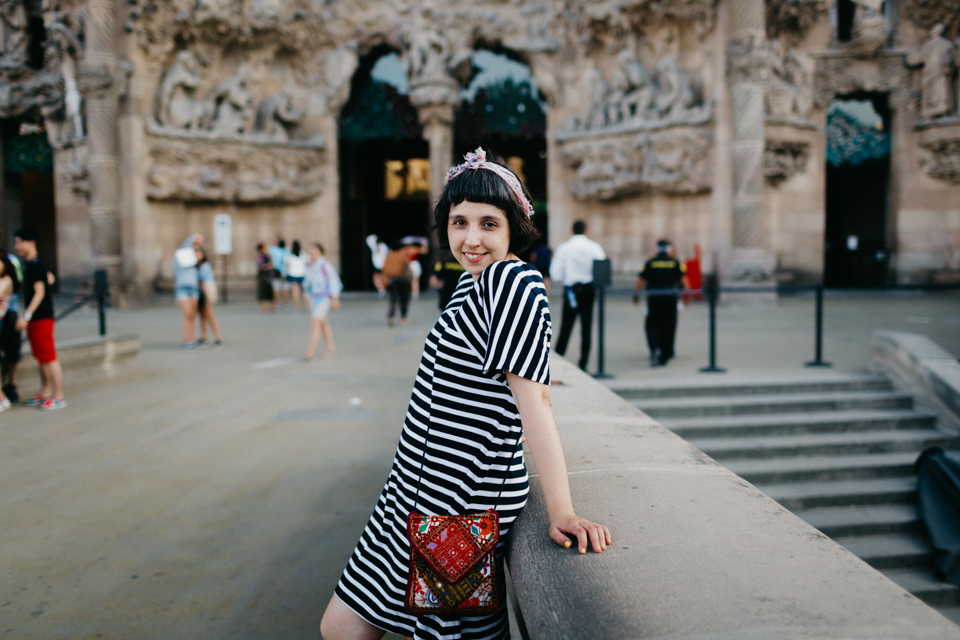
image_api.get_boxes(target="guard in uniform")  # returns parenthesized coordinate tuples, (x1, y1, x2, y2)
(634, 239, 688, 366)
(430, 252, 465, 311)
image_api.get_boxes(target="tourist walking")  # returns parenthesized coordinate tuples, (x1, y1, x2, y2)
(256, 243, 275, 313)
(195, 247, 222, 348)
(0, 252, 23, 403)
(366, 234, 390, 297)
(15, 228, 66, 409)
(321, 148, 610, 640)
(174, 234, 203, 349)
(0, 254, 21, 411)
(550, 220, 606, 370)
(302, 243, 341, 360)
(268, 236, 290, 308)
(634, 239, 688, 367)
(285, 240, 308, 312)
(380, 243, 418, 326)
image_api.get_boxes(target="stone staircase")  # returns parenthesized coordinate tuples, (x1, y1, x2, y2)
(606, 373, 960, 625)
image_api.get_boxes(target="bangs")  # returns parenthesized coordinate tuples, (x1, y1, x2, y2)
(441, 168, 520, 216)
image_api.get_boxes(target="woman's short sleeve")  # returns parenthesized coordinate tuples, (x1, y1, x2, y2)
(479, 261, 551, 384)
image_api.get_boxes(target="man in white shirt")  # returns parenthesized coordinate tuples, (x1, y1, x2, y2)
(550, 220, 606, 370)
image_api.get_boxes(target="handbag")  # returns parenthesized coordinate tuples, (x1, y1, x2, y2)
(201, 279, 218, 305)
(404, 428, 515, 616)
(175, 246, 198, 268)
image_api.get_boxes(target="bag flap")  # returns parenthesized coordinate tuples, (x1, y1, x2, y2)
(407, 510, 499, 583)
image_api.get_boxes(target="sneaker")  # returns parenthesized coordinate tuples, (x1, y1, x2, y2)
(182, 342, 197, 351)
(23, 394, 48, 406)
(0, 398, 11, 412)
(39, 398, 67, 411)
(3, 384, 18, 402)
(213, 341, 222, 349)
(196, 338, 207, 347)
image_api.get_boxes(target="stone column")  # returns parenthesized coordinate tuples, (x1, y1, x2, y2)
(418, 104, 455, 203)
(78, 0, 130, 295)
(726, 0, 775, 287)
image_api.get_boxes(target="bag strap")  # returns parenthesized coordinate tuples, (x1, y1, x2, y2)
(412, 420, 518, 513)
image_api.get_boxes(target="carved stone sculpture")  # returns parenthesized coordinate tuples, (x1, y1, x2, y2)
(146, 137, 325, 204)
(908, 24, 957, 120)
(919, 137, 960, 183)
(654, 56, 696, 119)
(158, 50, 205, 130)
(560, 125, 713, 200)
(609, 48, 655, 125)
(203, 65, 256, 134)
(254, 89, 303, 142)
(0, 70, 62, 119)
(403, 10, 458, 108)
(850, 0, 886, 56)
(813, 54, 916, 111)
(0, 0, 27, 71)
(764, 140, 810, 184)
(766, 0, 829, 37)
(767, 47, 812, 118)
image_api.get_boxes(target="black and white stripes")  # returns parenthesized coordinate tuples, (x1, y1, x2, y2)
(335, 260, 551, 640)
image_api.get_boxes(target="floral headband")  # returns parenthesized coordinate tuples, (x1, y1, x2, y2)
(444, 148, 535, 219)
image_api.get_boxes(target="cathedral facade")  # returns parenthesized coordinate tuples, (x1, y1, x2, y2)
(1, 0, 959, 296)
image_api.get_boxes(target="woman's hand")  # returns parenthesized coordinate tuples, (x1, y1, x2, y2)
(331, 298, 341, 311)
(550, 512, 611, 554)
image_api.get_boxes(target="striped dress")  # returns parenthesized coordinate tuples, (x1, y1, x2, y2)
(335, 260, 552, 640)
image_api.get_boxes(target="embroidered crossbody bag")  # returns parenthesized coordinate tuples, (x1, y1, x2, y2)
(404, 428, 516, 616)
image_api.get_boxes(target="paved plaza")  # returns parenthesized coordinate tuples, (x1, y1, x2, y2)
(1, 289, 958, 638)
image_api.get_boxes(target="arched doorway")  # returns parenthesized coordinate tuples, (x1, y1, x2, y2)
(454, 49, 548, 244)
(824, 94, 891, 287)
(2, 126, 57, 278)
(339, 47, 430, 290)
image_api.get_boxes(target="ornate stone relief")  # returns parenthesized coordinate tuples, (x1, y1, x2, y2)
(848, 0, 886, 56)
(145, 134, 325, 204)
(906, 0, 960, 31)
(812, 53, 916, 111)
(916, 119, 960, 184)
(907, 24, 959, 122)
(764, 139, 810, 184)
(402, 10, 459, 109)
(570, 0, 718, 42)
(728, 34, 775, 85)
(766, 44, 815, 126)
(765, 0, 828, 37)
(556, 49, 714, 199)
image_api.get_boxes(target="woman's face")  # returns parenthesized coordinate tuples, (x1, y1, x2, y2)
(447, 201, 513, 279)
(308, 246, 321, 261)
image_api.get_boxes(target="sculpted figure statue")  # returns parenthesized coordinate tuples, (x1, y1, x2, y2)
(766, 47, 811, 118)
(584, 68, 610, 130)
(851, 0, 885, 51)
(159, 51, 205, 130)
(204, 65, 256, 134)
(653, 57, 695, 119)
(909, 24, 957, 120)
(254, 89, 303, 142)
(43, 17, 85, 145)
(404, 10, 450, 86)
(0, 0, 27, 70)
(616, 48, 655, 123)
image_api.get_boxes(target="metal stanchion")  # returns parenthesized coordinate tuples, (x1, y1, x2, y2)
(699, 275, 725, 373)
(94, 269, 108, 336)
(805, 284, 832, 367)
(592, 259, 613, 379)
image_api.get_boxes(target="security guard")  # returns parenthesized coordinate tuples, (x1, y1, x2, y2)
(633, 239, 688, 367)
(430, 252, 466, 311)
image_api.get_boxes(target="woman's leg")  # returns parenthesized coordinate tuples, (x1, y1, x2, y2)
(204, 306, 222, 342)
(178, 297, 197, 344)
(319, 594, 386, 640)
(319, 319, 335, 357)
(304, 317, 322, 359)
(291, 283, 302, 311)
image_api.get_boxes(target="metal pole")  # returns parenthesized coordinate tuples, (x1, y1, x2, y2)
(593, 284, 613, 379)
(98, 292, 106, 336)
(222, 254, 229, 303)
(94, 269, 108, 336)
(699, 277, 726, 373)
(805, 284, 832, 367)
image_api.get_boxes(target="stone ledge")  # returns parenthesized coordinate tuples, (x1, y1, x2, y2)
(871, 330, 960, 434)
(507, 356, 960, 640)
(19, 334, 140, 390)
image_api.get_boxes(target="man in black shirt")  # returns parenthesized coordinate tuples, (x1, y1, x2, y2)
(14, 228, 66, 409)
(633, 239, 688, 367)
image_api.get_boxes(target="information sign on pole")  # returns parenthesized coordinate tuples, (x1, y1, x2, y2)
(214, 214, 233, 256)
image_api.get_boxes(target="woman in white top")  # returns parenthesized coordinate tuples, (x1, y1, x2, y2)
(285, 240, 308, 313)
(0, 255, 20, 411)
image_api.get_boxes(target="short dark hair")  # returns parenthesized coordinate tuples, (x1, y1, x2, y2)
(434, 150, 540, 256)
(657, 238, 672, 250)
(278, 239, 286, 249)
(256, 242, 264, 251)
(312, 242, 325, 255)
(292, 240, 301, 256)
(572, 220, 587, 235)
(14, 228, 38, 243)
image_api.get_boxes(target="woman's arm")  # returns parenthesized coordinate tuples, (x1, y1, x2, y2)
(506, 371, 611, 554)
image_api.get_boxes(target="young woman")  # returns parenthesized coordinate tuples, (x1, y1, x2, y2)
(285, 240, 308, 312)
(0, 254, 21, 411)
(321, 149, 610, 640)
(174, 234, 202, 349)
(195, 247, 222, 348)
(302, 243, 341, 360)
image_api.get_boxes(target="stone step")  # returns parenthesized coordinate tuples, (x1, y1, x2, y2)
(760, 477, 917, 510)
(634, 390, 915, 419)
(690, 429, 957, 460)
(936, 605, 960, 627)
(664, 409, 937, 439)
(834, 533, 934, 571)
(605, 373, 893, 399)
(884, 569, 960, 607)
(793, 503, 921, 537)
(725, 451, 920, 484)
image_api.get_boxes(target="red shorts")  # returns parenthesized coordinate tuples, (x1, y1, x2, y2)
(27, 318, 57, 365)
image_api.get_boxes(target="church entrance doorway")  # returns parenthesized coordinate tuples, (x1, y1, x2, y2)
(339, 48, 429, 291)
(824, 94, 891, 287)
